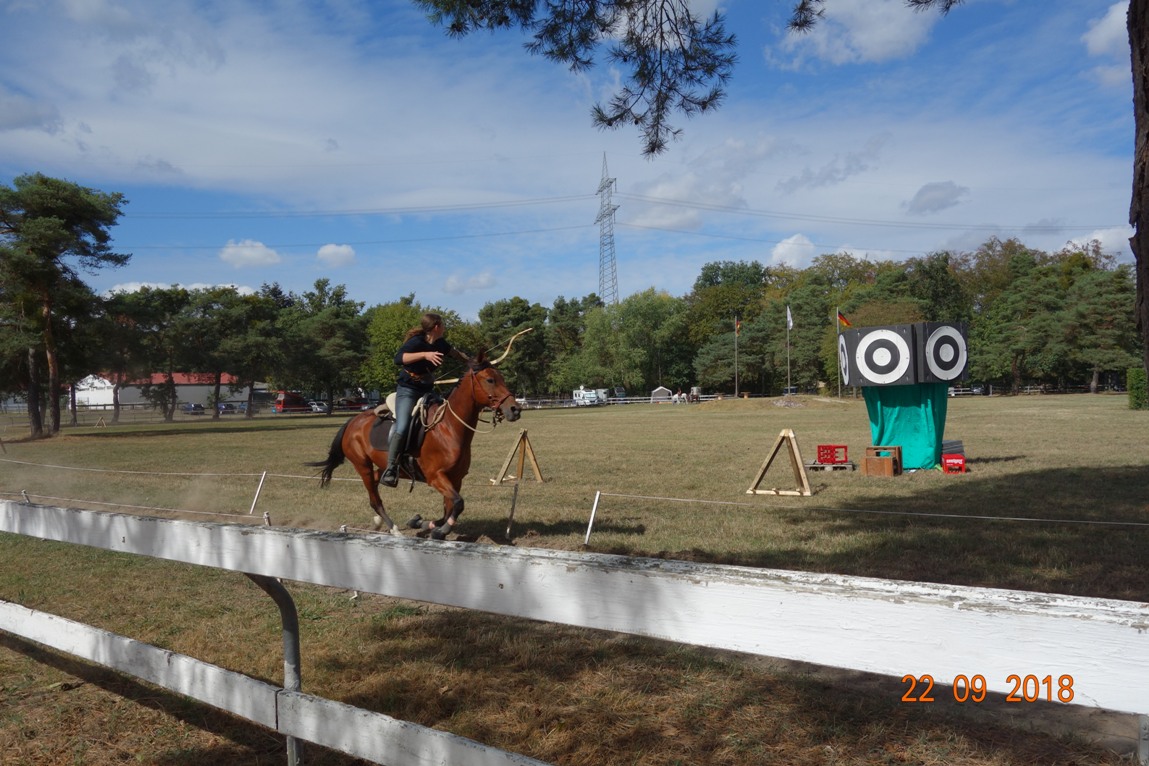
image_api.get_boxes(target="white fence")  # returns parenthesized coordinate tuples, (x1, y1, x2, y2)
(1, 500, 1147, 764)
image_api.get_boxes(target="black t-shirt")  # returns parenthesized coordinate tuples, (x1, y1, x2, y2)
(394, 335, 455, 392)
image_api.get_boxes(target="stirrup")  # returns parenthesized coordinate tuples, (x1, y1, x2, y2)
(380, 465, 398, 487)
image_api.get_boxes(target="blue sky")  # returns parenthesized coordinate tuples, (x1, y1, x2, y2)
(0, 0, 1134, 321)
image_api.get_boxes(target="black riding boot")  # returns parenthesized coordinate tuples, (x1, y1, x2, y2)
(381, 429, 403, 487)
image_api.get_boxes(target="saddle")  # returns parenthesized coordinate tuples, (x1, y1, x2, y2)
(368, 392, 443, 480)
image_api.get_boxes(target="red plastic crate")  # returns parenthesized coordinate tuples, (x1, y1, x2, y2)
(817, 444, 849, 464)
(941, 453, 966, 474)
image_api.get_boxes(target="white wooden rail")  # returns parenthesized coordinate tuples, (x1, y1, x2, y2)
(1, 500, 1147, 764)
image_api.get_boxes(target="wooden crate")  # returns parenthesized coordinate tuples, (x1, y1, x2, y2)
(862, 446, 902, 477)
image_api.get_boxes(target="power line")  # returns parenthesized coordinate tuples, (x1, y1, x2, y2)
(119, 223, 594, 251)
(128, 194, 597, 219)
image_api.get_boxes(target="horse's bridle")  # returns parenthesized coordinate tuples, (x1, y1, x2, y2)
(473, 368, 514, 425)
(436, 368, 513, 434)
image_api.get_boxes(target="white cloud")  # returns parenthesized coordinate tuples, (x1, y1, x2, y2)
(771, 234, 817, 266)
(902, 181, 969, 216)
(220, 239, 280, 267)
(1083, 1, 1131, 87)
(443, 272, 496, 294)
(105, 280, 255, 294)
(773, 0, 938, 66)
(1083, 2, 1128, 58)
(317, 243, 355, 267)
(1071, 226, 1136, 260)
(104, 281, 171, 295)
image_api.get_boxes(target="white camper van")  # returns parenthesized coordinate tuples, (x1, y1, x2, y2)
(572, 386, 605, 406)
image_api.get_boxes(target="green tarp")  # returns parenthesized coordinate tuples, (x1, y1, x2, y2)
(862, 383, 949, 470)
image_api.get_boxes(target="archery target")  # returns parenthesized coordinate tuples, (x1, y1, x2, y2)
(838, 334, 850, 386)
(915, 322, 970, 383)
(840, 325, 917, 386)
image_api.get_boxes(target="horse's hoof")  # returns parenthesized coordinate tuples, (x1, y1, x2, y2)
(389, 525, 401, 536)
(372, 515, 384, 531)
(430, 526, 450, 541)
(407, 515, 423, 529)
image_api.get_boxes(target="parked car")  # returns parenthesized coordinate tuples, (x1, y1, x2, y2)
(237, 402, 258, 414)
(216, 402, 237, 415)
(334, 397, 369, 411)
(309, 400, 327, 413)
(180, 403, 205, 415)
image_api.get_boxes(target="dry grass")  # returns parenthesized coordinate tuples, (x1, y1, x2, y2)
(0, 394, 1145, 764)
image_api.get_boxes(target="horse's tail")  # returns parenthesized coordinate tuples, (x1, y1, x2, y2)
(303, 419, 351, 487)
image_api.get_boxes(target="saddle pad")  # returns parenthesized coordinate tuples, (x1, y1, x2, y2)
(368, 417, 392, 452)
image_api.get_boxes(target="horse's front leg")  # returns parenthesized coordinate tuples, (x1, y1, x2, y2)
(358, 462, 399, 535)
(423, 474, 463, 540)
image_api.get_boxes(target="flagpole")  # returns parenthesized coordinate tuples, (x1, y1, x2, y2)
(734, 314, 739, 398)
(836, 306, 842, 399)
(785, 305, 791, 395)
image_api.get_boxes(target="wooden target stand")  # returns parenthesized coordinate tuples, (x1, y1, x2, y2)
(746, 428, 813, 497)
(489, 429, 545, 538)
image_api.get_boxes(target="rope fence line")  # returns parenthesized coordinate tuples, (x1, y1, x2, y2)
(583, 490, 1149, 545)
(0, 457, 520, 533)
(5, 459, 1145, 541)
(0, 490, 269, 524)
(590, 491, 1149, 526)
(0, 457, 361, 482)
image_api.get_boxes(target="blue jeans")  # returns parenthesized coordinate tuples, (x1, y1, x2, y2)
(387, 386, 422, 468)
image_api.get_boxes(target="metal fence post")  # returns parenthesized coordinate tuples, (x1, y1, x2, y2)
(246, 574, 302, 766)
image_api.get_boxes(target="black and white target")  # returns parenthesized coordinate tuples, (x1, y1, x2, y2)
(840, 325, 917, 386)
(838, 334, 851, 386)
(854, 328, 913, 385)
(915, 322, 970, 383)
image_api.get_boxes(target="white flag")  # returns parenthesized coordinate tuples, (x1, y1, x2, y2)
(786, 305, 793, 330)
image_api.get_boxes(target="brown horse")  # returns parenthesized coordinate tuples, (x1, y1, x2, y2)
(307, 350, 521, 538)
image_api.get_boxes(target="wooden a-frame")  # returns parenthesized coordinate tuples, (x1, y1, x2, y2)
(746, 428, 812, 497)
(490, 429, 545, 485)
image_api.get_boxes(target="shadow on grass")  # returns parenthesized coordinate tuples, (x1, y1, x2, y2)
(632, 464, 1149, 601)
(333, 607, 1128, 766)
(0, 633, 361, 766)
(470, 517, 646, 541)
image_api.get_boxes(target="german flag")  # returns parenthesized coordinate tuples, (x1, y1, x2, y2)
(837, 311, 852, 328)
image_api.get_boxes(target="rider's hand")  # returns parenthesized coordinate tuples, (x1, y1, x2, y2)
(425, 351, 444, 366)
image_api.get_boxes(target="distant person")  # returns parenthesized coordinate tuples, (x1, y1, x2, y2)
(381, 313, 470, 488)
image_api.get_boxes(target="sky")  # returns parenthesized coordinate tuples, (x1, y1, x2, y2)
(0, 0, 1136, 321)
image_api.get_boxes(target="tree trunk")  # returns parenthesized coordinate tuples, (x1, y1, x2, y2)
(40, 297, 61, 435)
(25, 347, 43, 439)
(212, 375, 222, 420)
(112, 382, 121, 425)
(1131, 0, 1149, 379)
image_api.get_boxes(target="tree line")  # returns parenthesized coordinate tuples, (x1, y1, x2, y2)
(1, 174, 1139, 438)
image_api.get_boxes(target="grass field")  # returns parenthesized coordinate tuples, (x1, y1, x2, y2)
(0, 394, 1145, 764)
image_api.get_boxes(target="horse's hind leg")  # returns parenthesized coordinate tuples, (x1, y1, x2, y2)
(357, 463, 399, 534)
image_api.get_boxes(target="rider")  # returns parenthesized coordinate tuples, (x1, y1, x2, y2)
(381, 312, 470, 488)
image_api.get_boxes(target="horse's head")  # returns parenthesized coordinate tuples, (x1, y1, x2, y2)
(466, 350, 521, 424)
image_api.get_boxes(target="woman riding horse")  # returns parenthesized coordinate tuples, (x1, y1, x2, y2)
(382, 312, 470, 488)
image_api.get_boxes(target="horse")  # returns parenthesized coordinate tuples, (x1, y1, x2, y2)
(306, 341, 525, 539)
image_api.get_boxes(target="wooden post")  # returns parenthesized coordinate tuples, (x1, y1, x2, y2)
(746, 428, 813, 497)
(490, 430, 544, 484)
